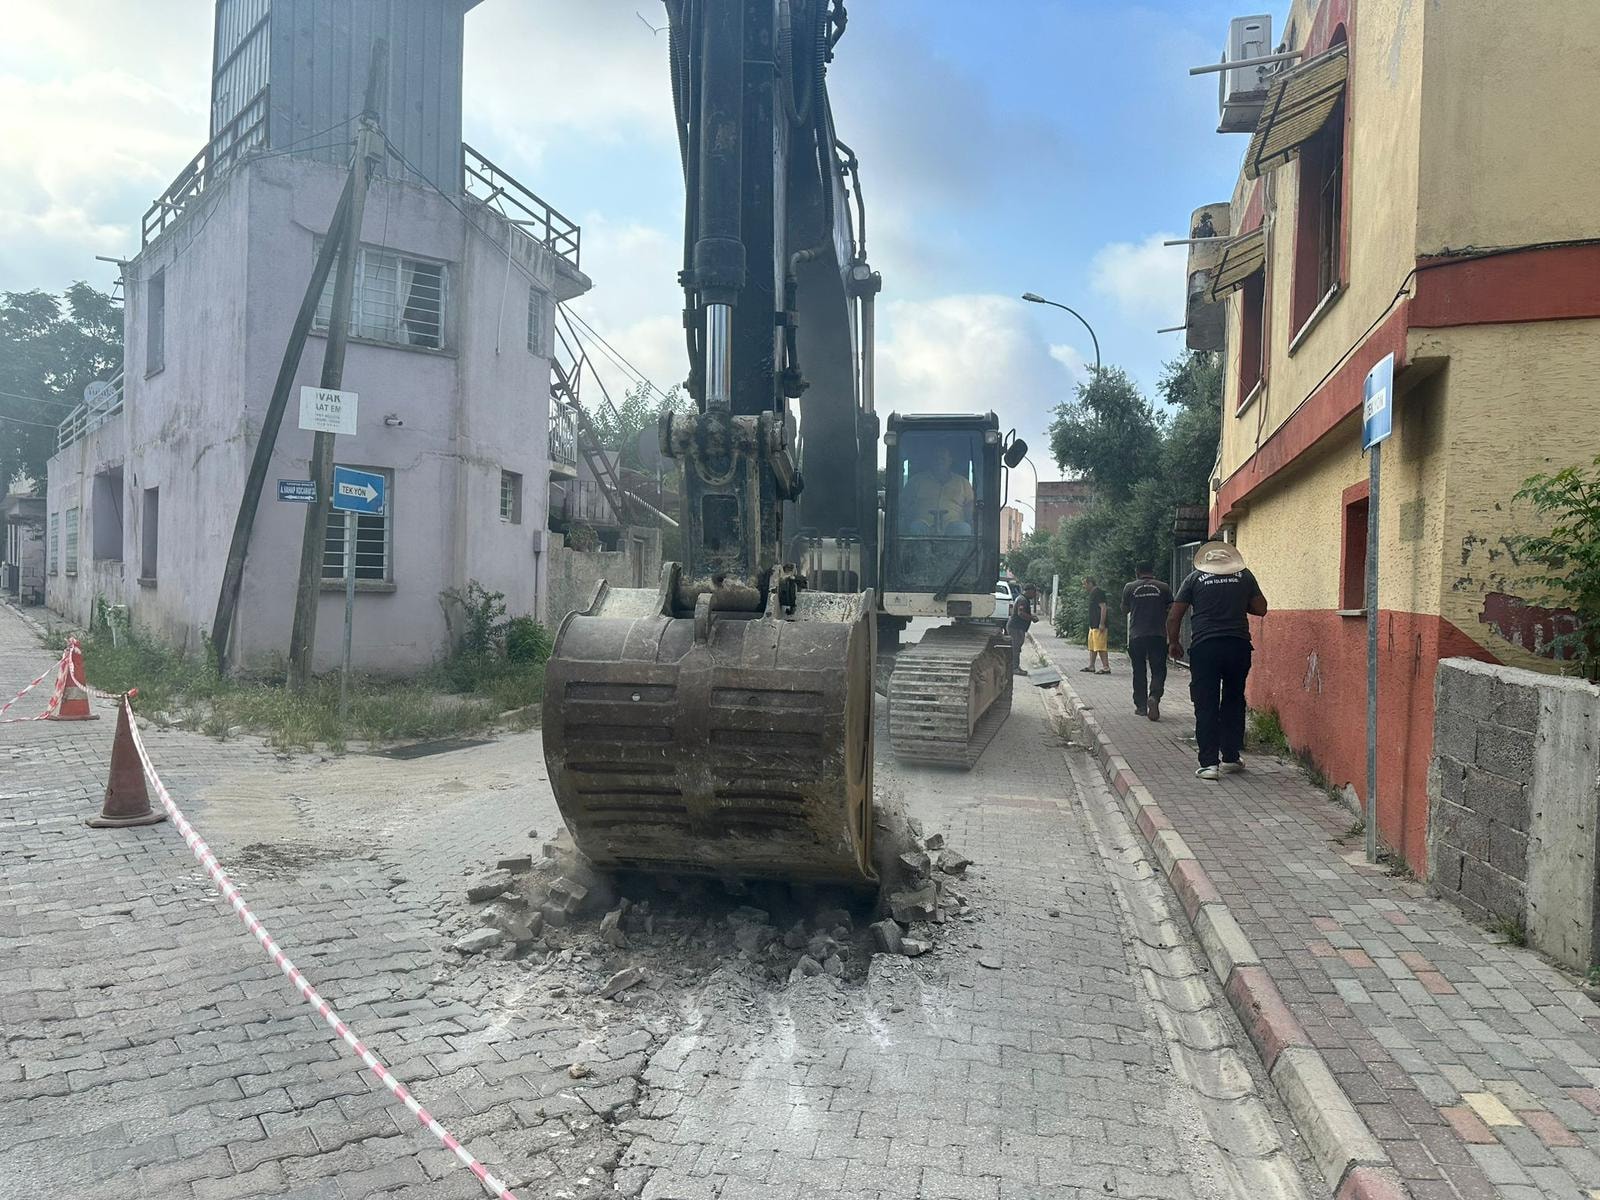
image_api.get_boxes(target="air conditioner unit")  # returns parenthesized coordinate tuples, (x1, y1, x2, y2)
(1217, 14, 1273, 133)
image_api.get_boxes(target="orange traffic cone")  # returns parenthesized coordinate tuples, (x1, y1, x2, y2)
(87, 699, 165, 828)
(51, 639, 98, 722)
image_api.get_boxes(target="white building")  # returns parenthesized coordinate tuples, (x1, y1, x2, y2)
(46, 0, 589, 672)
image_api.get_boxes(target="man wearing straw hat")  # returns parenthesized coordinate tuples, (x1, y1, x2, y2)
(1167, 541, 1268, 781)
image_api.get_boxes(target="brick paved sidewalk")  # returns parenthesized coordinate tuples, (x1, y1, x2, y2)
(1034, 627, 1600, 1200)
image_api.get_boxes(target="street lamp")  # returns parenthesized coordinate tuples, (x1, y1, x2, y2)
(1021, 292, 1101, 379)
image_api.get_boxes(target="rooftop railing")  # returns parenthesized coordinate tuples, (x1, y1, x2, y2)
(463, 144, 581, 270)
(142, 89, 270, 247)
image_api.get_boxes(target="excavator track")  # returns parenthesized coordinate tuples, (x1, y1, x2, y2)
(887, 622, 1013, 768)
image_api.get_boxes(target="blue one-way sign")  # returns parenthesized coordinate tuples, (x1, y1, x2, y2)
(332, 466, 386, 515)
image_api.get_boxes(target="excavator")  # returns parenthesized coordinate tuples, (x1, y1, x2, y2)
(541, 0, 1027, 886)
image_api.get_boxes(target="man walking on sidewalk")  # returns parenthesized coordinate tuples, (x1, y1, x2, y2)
(1081, 577, 1111, 674)
(1122, 563, 1172, 720)
(1007, 583, 1040, 676)
(1167, 542, 1268, 781)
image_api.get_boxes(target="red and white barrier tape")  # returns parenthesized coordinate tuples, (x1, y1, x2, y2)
(122, 703, 521, 1200)
(0, 643, 69, 724)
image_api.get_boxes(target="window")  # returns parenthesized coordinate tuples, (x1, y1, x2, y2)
(527, 287, 551, 356)
(314, 245, 448, 350)
(1238, 270, 1265, 404)
(146, 269, 166, 375)
(64, 508, 79, 577)
(92, 467, 123, 561)
(500, 470, 523, 524)
(1340, 485, 1369, 612)
(1292, 96, 1346, 331)
(48, 512, 58, 576)
(141, 488, 159, 582)
(322, 467, 393, 583)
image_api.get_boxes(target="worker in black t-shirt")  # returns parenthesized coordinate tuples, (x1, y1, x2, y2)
(1121, 563, 1173, 721)
(1167, 542, 1268, 781)
(1007, 583, 1040, 675)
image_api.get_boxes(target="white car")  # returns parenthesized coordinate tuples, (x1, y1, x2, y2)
(992, 579, 1021, 622)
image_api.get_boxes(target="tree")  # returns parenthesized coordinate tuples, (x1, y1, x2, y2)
(1048, 366, 1162, 503)
(0, 284, 123, 491)
(1514, 456, 1600, 681)
(585, 382, 691, 472)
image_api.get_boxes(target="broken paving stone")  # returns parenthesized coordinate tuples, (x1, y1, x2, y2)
(797, 955, 824, 977)
(977, 954, 1002, 970)
(466, 870, 514, 903)
(548, 877, 590, 914)
(599, 966, 647, 999)
(888, 885, 938, 924)
(924, 832, 945, 851)
(869, 919, 904, 955)
(726, 905, 771, 926)
(937, 850, 972, 876)
(782, 920, 809, 950)
(497, 855, 534, 872)
(898, 850, 931, 879)
(453, 928, 505, 955)
(902, 937, 931, 958)
(814, 907, 853, 932)
(734, 923, 775, 955)
(481, 903, 543, 944)
(599, 908, 627, 949)
(823, 954, 844, 978)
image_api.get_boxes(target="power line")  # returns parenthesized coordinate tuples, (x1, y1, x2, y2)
(0, 413, 62, 431)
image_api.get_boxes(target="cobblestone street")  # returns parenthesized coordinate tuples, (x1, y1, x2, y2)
(0, 604, 1316, 1199)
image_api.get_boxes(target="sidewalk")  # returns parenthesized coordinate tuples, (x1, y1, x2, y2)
(1034, 627, 1600, 1200)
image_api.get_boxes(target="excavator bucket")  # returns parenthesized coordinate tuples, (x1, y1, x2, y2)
(542, 567, 878, 887)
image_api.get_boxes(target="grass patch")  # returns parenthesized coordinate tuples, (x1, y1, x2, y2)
(1246, 708, 1290, 755)
(70, 618, 547, 753)
(1490, 915, 1528, 947)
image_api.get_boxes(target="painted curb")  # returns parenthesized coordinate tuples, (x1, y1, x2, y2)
(1032, 634, 1405, 1199)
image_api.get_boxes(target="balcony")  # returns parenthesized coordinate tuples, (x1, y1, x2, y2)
(58, 373, 124, 452)
(549, 403, 578, 478)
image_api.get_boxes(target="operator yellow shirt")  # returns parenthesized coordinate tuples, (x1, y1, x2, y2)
(903, 473, 974, 530)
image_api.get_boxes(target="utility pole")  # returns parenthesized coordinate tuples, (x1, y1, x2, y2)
(287, 42, 387, 692)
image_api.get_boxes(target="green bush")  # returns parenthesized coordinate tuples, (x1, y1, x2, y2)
(1514, 455, 1600, 681)
(506, 615, 553, 665)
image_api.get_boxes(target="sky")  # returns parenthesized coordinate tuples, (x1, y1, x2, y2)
(0, 0, 1253, 524)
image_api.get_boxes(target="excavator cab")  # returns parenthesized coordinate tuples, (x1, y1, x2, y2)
(881, 413, 1003, 620)
(880, 412, 1020, 767)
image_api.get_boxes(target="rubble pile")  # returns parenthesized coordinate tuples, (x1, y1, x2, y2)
(447, 819, 978, 1001)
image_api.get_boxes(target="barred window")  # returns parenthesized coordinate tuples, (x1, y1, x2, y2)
(64, 508, 79, 577)
(48, 512, 58, 576)
(315, 244, 448, 350)
(500, 470, 522, 524)
(527, 286, 551, 356)
(322, 467, 393, 583)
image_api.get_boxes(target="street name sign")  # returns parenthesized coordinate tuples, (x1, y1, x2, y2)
(277, 479, 316, 504)
(298, 386, 359, 436)
(332, 466, 386, 515)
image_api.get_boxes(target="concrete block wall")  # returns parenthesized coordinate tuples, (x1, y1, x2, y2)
(544, 528, 661, 627)
(1429, 657, 1600, 971)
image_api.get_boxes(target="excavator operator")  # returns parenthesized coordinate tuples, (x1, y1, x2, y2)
(903, 445, 975, 536)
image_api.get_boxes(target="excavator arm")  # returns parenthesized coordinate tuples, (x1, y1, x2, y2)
(541, 0, 880, 885)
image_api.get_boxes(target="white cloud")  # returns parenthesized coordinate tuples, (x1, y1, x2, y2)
(1089, 232, 1187, 324)
(876, 293, 1077, 516)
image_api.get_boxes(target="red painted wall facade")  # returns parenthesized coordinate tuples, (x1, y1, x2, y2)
(1249, 608, 1496, 869)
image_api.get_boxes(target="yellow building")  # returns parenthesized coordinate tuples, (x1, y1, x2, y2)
(1190, 0, 1600, 871)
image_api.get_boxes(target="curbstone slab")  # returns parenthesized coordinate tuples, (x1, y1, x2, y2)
(1136, 804, 1173, 841)
(1193, 901, 1261, 982)
(1335, 1166, 1409, 1200)
(1150, 827, 1197, 878)
(1270, 1046, 1387, 1191)
(1168, 858, 1224, 923)
(1225, 965, 1313, 1072)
